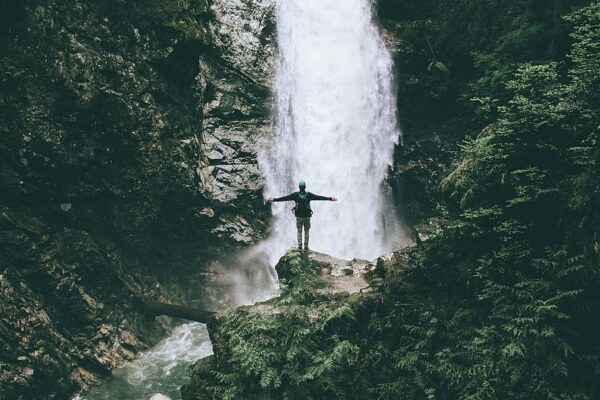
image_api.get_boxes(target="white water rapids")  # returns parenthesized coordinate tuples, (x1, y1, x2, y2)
(79, 0, 404, 398)
(74, 323, 212, 400)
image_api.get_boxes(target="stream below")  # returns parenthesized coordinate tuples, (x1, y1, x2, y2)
(74, 323, 213, 400)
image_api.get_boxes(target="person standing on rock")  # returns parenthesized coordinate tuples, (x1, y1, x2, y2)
(266, 181, 337, 251)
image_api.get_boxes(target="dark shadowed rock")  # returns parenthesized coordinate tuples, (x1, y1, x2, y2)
(0, 0, 275, 398)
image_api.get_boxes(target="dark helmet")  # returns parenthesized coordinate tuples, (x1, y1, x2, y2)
(299, 180, 306, 191)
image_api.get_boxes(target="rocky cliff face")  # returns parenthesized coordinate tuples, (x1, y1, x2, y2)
(377, 0, 481, 229)
(197, 0, 275, 246)
(0, 0, 275, 398)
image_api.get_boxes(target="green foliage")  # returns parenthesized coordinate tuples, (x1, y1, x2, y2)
(189, 251, 370, 399)
(464, 0, 576, 100)
(370, 3, 600, 398)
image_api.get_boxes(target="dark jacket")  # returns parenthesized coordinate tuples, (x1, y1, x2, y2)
(273, 191, 333, 218)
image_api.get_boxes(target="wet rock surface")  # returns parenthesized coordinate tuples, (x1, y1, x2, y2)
(197, 0, 275, 245)
(0, 0, 275, 398)
(0, 207, 175, 399)
(300, 251, 372, 295)
(377, 0, 477, 228)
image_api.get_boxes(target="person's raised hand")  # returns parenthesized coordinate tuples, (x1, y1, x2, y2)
(266, 197, 274, 204)
(331, 196, 337, 202)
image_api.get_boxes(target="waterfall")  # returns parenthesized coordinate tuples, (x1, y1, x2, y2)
(223, 0, 407, 305)
(261, 0, 405, 262)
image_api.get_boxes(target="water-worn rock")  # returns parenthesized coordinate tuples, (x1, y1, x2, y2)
(0, 207, 171, 399)
(207, 0, 276, 85)
(296, 251, 372, 295)
(197, 0, 275, 243)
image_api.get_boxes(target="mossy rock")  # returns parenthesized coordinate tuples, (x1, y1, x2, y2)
(181, 250, 378, 400)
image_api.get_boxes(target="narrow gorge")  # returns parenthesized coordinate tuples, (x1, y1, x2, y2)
(1, 0, 599, 399)
(75, 1, 410, 398)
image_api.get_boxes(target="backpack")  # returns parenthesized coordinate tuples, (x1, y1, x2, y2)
(292, 191, 313, 218)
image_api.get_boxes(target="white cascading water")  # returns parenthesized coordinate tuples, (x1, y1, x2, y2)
(260, 0, 405, 264)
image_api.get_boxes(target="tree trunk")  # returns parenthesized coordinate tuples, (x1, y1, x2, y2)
(141, 300, 217, 323)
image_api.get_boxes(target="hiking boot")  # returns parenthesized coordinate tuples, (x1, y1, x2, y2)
(303, 245, 309, 252)
(297, 244, 303, 251)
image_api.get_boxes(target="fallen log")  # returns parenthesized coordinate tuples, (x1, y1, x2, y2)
(141, 300, 217, 324)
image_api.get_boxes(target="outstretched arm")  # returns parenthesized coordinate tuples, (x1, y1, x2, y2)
(266, 193, 297, 203)
(308, 193, 337, 201)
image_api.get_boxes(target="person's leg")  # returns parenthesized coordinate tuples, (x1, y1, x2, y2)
(303, 218, 311, 250)
(296, 218, 303, 250)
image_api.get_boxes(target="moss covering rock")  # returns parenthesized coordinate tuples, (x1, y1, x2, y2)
(181, 249, 390, 400)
